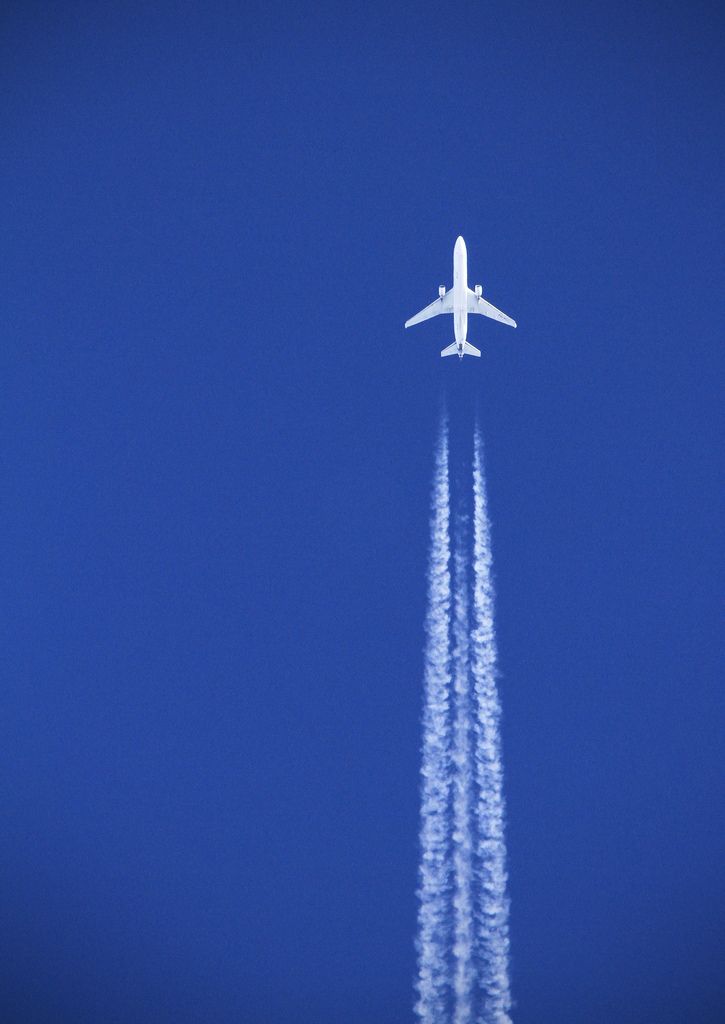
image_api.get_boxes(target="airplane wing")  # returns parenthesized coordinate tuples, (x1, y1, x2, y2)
(467, 288, 517, 328)
(405, 290, 453, 328)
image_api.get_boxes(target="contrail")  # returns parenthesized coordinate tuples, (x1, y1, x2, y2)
(451, 524, 475, 1024)
(415, 420, 513, 1024)
(415, 416, 453, 1024)
(471, 428, 512, 1024)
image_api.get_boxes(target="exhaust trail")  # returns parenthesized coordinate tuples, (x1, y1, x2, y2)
(415, 416, 453, 1024)
(415, 418, 513, 1023)
(451, 525, 475, 1024)
(471, 428, 512, 1024)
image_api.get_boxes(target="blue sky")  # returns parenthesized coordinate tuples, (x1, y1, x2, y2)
(2, 2, 723, 1021)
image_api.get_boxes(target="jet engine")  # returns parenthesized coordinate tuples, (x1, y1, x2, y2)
(438, 286, 446, 298)
(474, 284, 482, 297)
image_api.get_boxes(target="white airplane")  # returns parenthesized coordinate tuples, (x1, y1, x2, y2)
(405, 236, 517, 359)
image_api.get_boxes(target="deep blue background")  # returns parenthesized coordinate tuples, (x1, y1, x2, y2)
(3, 2, 723, 1021)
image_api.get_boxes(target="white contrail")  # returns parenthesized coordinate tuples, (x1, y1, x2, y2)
(451, 528, 475, 1024)
(415, 417, 453, 1024)
(471, 429, 513, 1024)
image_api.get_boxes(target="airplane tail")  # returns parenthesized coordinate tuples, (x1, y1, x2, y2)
(441, 341, 481, 358)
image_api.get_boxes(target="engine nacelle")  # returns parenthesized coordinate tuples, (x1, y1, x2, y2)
(438, 285, 446, 298)
(474, 284, 482, 297)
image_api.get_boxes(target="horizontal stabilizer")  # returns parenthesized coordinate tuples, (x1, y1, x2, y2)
(440, 341, 481, 358)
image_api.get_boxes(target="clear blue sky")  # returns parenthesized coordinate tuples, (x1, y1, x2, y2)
(3, 2, 723, 1022)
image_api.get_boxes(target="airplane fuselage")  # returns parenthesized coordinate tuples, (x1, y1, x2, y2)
(453, 235, 468, 351)
(404, 236, 516, 358)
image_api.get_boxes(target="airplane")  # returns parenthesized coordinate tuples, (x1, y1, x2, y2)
(405, 236, 517, 359)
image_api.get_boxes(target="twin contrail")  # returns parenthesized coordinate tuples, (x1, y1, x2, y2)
(415, 417, 512, 1024)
